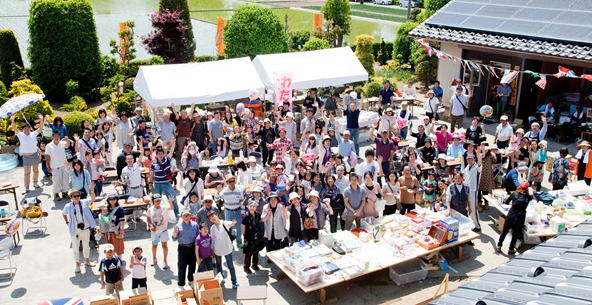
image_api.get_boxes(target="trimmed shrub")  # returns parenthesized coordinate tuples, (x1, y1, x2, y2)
(368, 81, 382, 98)
(0, 81, 8, 105)
(63, 111, 93, 137)
(372, 42, 381, 60)
(290, 29, 311, 51)
(149, 56, 165, 65)
(60, 96, 87, 112)
(29, 0, 103, 99)
(354, 86, 364, 97)
(125, 77, 135, 90)
(101, 55, 119, 86)
(393, 21, 419, 64)
(301, 38, 331, 51)
(354, 34, 375, 76)
(0, 30, 24, 89)
(160, 0, 195, 62)
(193, 55, 217, 62)
(112, 96, 135, 115)
(378, 39, 388, 66)
(385, 42, 394, 60)
(224, 5, 290, 59)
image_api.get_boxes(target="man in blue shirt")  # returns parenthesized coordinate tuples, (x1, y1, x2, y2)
(150, 143, 179, 215)
(446, 134, 465, 158)
(335, 130, 356, 163)
(303, 88, 322, 115)
(431, 80, 443, 101)
(496, 83, 512, 119)
(172, 209, 198, 287)
(379, 80, 397, 110)
(343, 98, 361, 157)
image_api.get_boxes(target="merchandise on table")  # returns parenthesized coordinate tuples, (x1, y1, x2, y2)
(438, 217, 459, 243)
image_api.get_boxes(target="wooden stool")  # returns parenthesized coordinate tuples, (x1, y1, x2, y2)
(236, 285, 267, 304)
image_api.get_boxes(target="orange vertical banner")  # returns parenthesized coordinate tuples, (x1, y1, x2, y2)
(314, 13, 323, 30)
(119, 22, 130, 62)
(215, 18, 227, 56)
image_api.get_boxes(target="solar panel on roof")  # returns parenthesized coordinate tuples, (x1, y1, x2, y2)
(445, 1, 485, 14)
(427, 12, 470, 27)
(512, 8, 563, 21)
(475, 5, 517, 18)
(543, 24, 592, 44)
(496, 20, 546, 37)
(492, 0, 531, 5)
(572, 0, 592, 12)
(557, 11, 592, 26)
(526, 0, 577, 9)
(460, 16, 506, 31)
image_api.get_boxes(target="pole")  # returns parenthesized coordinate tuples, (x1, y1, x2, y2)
(406, 1, 411, 20)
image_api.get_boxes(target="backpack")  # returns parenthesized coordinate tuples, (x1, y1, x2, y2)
(534, 191, 554, 205)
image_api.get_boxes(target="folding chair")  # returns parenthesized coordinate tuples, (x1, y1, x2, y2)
(21, 198, 47, 235)
(0, 242, 16, 280)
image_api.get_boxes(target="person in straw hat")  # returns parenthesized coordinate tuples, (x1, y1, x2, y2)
(425, 89, 440, 121)
(576, 140, 592, 185)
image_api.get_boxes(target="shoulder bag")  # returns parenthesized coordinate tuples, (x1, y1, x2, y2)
(78, 171, 88, 199)
(223, 222, 237, 241)
(157, 158, 174, 181)
(180, 180, 198, 205)
(455, 95, 468, 112)
(386, 182, 402, 211)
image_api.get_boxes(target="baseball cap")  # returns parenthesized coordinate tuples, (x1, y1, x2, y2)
(466, 153, 476, 159)
(152, 193, 162, 201)
(343, 130, 350, 136)
(204, 195, 214, 201)
(500, 115, 508, 121)
(286, 112, 294, 118)
(181, 208, 192, 216)
(104, 244, 115, 252)
(401, 101, 408, 106)
(350, 92, 358, 99)
(135, 107, 143, 112)
(133, 245, 142, 251)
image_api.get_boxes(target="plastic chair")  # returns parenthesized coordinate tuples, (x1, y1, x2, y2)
(0, 242, 16, 279)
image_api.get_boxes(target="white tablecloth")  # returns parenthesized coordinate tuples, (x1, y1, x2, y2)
(337, 111, 380, 134)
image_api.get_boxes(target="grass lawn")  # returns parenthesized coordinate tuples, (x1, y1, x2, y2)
(351, 11, 407, 22)
(304, 5, 408, 16)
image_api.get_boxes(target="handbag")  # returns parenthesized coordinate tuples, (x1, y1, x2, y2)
(223, 222, 236, 241)
(157, 158, 174, 181)
(180, 180, 198, 205)
(303, 217, 315, 230)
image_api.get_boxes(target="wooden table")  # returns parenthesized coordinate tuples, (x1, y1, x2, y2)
(422, 158, 461, 171)
(266, 231, 479, 305)
(0, 182, 19, 210)
(393, 97, 417, 116)
(236, 285, 267, 304)
(91, 198, 149, 212)
(104, 168, 151, 195)
(0, 213, 20, 247)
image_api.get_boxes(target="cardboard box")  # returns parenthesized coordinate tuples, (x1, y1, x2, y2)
(0, 146, 15, 154)
(176, 296, 198, 305)
(173, 286, 194, 300)
(192, 271, 223, 305)
(90, 294, 119, 305)
(153, 299, 177, 305)
(498, 215, 506, 232)
(120, 288, 149, 305)
(438, 217, 459, 243)
(149, 288, 175, 305)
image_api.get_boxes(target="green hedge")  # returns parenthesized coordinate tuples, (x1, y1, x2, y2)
(0, 30, 24, 89)
(301, 38, 331, 51)
(160, 0, 195, 62)
(29, 0, 103, 99)
(352, 41, 394, 60)
(63, 111, 93, 137)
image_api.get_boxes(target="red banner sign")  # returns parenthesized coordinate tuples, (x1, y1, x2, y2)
(275, 72, 293, 111)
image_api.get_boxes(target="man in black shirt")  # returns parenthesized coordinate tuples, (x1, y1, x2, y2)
(303, 88, 322, 115)
(116, 142, 141, 178)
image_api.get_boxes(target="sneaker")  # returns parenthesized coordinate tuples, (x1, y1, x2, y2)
(75, 265, 81, 273)
(467, 241, 475, 246)
(252, 266, 260, 272)
(22, 189, 29, 195)
(244, 267, 252, 274)
(54, 194, 62, 201)
(232, 282, 239, 289)
(496, 246, 502, 253)
(62, 192, 69, 198)
(222, 270, 228, 279)
(237, 243, 244, 248)
(508, 249, 517, 255)
(33, 183, 41, 188)
(151, 258, 157, 267)
(472, 228, 481, 233)
(163, 261, 169, 269)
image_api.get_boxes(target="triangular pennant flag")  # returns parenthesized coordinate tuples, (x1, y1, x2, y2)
(486, 65, 499, 78)
(581, 74, 592, 82)
(500, 70, 519, 84)
(463, 60, 472, 70)
(535, 74, 547, 89)
(451, 56, 456, 67)
(470, 61, 479, 70)
(554, 65, 576, 78)
(417, 38, 426, 44)
(475, 63, 485, 76)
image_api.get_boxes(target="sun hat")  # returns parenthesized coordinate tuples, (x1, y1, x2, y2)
(323, 135, 332, 143)
(500, 115, 508, 121)
(408, 142, 416, 149)
(343, 130, 351, 136)
(269, 192, 281, 200)
(452, 134, 460, 139)
(516, 128, 525, 135)
(463, 140, 476, 149)
(386, 107, 394, 113)
(350, 92, 358, 99)
(539, 140, 547, 148)
(286, 112, 294, 118)
(427, 90, 435, 96)
(248, 156, 257, 163)
(309, 134, 316, 139)
(135, 107, 143, 112)
(490, 144, 498, 150)
(402, 101, 408, 105)
(252, 187, 262, 194)
(152, 193, 162, 201)
(225, 175, 237, 183)
(308, 190, 320, 199)
(437, 154, 447, 161)
(106, 193, 119, 200)
(68, 189, 81, 197)
(185, 167, 199, 176)
(192, 112, 200, 118)
(579, 141, 592, 148)
(466, 153, 476, 159)
(517, 162, 529, 171)
(264, 118, 271, 123)
(288, 192, 300, 201)
(208, 166, 220, 173)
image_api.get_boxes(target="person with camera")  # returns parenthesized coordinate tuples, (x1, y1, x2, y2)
(62, 184, 97, 273)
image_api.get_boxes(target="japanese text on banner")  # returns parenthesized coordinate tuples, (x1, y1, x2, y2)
(119, 22, 130, 62)
(314, 13, 323, 30)
(275, 72, 293, 111)
(215, 18, 227, 56)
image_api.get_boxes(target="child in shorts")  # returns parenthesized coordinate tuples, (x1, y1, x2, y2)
(423, 170, 437, 210)
(195, 222, 214, 272)
(130, 245, 147, 288)
(99, 244, 124, 294)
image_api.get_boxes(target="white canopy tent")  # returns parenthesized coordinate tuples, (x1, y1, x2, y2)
(134, 57, 265, 107)
(252, 47, 368, 90)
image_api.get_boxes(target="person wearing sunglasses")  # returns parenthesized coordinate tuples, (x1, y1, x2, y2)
(215, 176, 245, 248)
(62, 184, 97, 273)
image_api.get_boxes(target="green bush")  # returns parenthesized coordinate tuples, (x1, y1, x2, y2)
(224, 5, 290, 59)
(368, 81, 382, 98)
(0, 81, 8, 105)
(0, 30, 24, 89)
(350, 44, 356, 53)
(60, 96, 87, 112)
(301, 38, 331, 51)
(354, 34, 375, 76)
(63, 111, 93, 137)
(193, 55, 217, 62)
(111, 94, 135, 115)
(149, 56, 165, 65)
(385, 42, 394, 60)
(372, 42, 381, 60)
(377, 39, 388, 66)
(101, 55, 119, 86)
(290, 29, 311, 51)
(65, 79, 79, 99)
(29, 0, 103, 99)
(393, 21, 419, 65)
(354, 86, 364, 97)
(125, 77, 135, 90)
(8, 79, 54, 123)
(160, 0, 195, 62)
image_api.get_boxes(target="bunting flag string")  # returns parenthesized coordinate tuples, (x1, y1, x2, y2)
(415, 38, 592, 90)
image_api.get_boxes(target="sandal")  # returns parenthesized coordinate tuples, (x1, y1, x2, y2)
(85, 262, 96, 267)
(151, 258, 157, 266)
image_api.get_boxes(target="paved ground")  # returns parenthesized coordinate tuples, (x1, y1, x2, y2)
(0, 105, 571, 305)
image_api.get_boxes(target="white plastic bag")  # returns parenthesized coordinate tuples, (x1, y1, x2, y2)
(168, 209, 177, 223)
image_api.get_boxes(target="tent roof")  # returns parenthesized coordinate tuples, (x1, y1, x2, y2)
(252, 47, 368, 90)
(134, 57, 265, 106)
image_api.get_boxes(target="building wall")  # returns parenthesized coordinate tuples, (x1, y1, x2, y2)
(438, 43, 463, 104)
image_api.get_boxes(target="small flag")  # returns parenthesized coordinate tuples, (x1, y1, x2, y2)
(500, 70, 519, 84)
(417, 38, 426, 44)
(486, 65, 499, 78)
(524, 70, 540, 78)
(470, 61, 479, 70)
(553, 65, 576, 78)
(581, 74, 592, 82)
(535, 74, 547, 90)
(475, 63, 485, 76)
(463, 60, 472, 70)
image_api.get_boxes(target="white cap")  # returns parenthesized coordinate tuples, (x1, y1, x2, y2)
(264, 118, 271, 123)
(350, 91, 357, 99)
(289, 192, 300, 201)
(248, 156, 257, 163)
(408, 142, 416, 148)
(423, 116, 430, 121)
(343, 130, 350, 135)
(540, 140, 547, 148)
(286, 112, 294, 118)
(208, 166, 220, 173)
(500, 115, 508, 121)
(204, 195, 214, 201)
(401, 101, 408, 106)
(308, 190, 320, 199)
(104, 244, 115, 252)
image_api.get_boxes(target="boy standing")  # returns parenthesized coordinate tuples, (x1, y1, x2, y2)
(146, 194, 170, 269)
(195, 222, 214, 272)
(130, 245, 147, 288)
(99, 244, 124, 294)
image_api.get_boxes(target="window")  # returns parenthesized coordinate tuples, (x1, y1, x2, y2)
(463, 60, 482, 87)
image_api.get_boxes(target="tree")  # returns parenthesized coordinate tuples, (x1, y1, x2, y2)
(8, 79, 54, 122)
(302, 38, 331, 51)
(312, 20, 341, 47)
(414, 45, 438, 86)
(290, 29, 311, 51)
(425, 0, 450, 13)
(355, 35, 375, 76)
(109, 20, 136, 65)
(142, 8, 188, 64)
(223, 5, 289, 60)
(28, 0, 103, 100)
(321, 0, 352, 47)
(159, 0, 195, 62)
(0, 30, 24, 89)
(377, 39, 388, 66)
(393, 21, 419, 64)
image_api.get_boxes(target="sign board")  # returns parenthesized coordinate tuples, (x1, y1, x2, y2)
(215, 18, 227, 56)
(314, 13, 323, 30)
(274, 72, 294, 111)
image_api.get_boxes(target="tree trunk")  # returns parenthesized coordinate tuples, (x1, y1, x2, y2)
(337, 35, 343, 47)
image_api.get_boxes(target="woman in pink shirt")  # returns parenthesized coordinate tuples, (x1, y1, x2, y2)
(86, 150, 105, 196)
(435, 124, 452, 155)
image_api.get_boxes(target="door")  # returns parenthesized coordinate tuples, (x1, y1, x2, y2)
(517, 59, 542, 120)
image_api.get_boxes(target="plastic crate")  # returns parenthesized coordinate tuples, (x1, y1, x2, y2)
(389, 258, 429, 286)
(451, 210, 474, 236)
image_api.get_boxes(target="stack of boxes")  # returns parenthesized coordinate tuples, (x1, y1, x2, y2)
(438, 216, 459, 243)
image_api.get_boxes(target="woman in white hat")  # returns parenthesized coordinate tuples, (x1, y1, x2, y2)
(305, 190, 333, 240)
(247, 156, 264, 180)
(434, 154, 450, 182)
(262, 192, 288, 255)
(303, 133, 317, 155)
(205, 165, 225, 189)
(425, 90, 440, 121)
(181, 141, 200, 171)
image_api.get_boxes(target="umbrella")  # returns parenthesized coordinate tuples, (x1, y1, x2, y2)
(0, 93, 45, 120)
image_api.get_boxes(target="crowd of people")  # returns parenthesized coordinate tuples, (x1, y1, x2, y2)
(7, 79, 585, 293)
